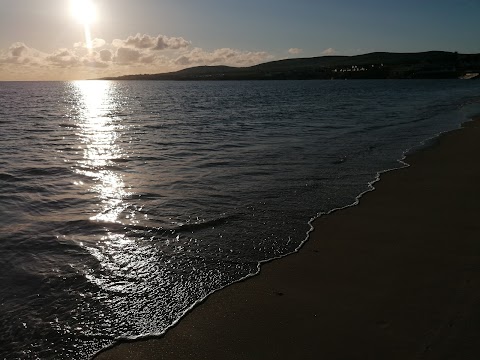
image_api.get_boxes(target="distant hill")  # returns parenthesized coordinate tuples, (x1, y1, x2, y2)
(99, 51, 480, 81)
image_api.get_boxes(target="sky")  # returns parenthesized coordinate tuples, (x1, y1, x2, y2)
(0, 0, 479, 80)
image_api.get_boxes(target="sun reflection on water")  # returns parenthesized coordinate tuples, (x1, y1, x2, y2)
(68, 81, 148, 323)
(72, 80, 130, 223)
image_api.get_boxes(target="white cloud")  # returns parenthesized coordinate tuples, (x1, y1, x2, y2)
(114, 33, 191, 51)
(47, 49, 80, 66)
(82, 58, 109, 68)
(125, 34, 156, 49)
(0, 42, 43, 65)
(45, 48, 110, 68)
(79, 51, 110, 68)
(322, 48, 337, 56)
(288, 48, 303, 55)
(174, 47, 272, 67)
(154, 36, 190, 50)
(0, 34, 275, 79)
(140, 54, 156, 64)
(74, 38, 106, 49)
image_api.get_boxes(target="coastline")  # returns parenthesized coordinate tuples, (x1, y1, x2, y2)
(94, 115, 480, 360)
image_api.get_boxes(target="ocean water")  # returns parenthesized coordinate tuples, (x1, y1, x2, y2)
(1, 80, 479, 359)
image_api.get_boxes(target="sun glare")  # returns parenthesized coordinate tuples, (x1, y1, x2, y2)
(70, 0, 97, 49)
(70, 0, 97, 25)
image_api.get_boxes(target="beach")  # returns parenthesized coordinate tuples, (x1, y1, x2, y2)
(1, 1, 480, 356)
(94, 115, 480, 360)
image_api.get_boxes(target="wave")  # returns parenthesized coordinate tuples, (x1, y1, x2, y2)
(170, 214, 236, 233)
(16, 166, 72, 177)
(59, 123, 81, 129)
(0, 172, 18, 182)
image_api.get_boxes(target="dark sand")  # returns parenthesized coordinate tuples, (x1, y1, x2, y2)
(95, 117, 480, 360)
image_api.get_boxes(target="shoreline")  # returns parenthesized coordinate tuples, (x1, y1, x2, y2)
(94, 115, 480, 360)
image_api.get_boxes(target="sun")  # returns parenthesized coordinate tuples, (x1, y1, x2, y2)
(70, 0, 97, 26)
(70, 0, 97, 49)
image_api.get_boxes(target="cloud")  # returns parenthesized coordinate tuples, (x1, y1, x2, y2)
(140, 54, 156, 64)
(46, 48, 110, 68)
(288, 48, 303, 55)
(79, 51, 111, 68)
(1, 34, 275, 79)
(113, 47, 155, 65)
(114, 47, 142, 64)
(154, 36, 190, 50)
(74, 38, 106, 49)
(114, 33, 191, 51)
(0, 42, 46, 65)
(124, 34, 155, 49)
(99, 49, 112, 62)
(174, 47, 272, 67)
(47, 49, 80, 66)
(174, 55, 192, 66)
(10, 42, 28, 57)
(322, 48, 337, 56)
(82, 57, 109, 68)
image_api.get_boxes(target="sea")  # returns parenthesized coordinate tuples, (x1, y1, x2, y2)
(1, 80, 480, 359)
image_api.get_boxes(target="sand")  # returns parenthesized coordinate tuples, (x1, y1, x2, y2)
(94, 117, 480, 360)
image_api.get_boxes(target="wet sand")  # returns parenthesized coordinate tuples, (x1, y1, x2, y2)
(95, 117, 480, 360)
